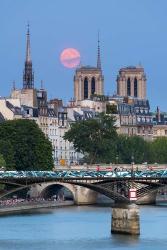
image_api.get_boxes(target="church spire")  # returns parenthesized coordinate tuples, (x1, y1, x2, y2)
(26, 23, 31, 62)
(23, 24, 34, 89)
(97, 31, 101, 69)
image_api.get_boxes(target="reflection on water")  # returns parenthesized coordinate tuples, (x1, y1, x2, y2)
(0, 204, 166, 250)
(112, 234, 140, 246)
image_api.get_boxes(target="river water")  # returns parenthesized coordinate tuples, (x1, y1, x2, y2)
(0, 204, 166, 250)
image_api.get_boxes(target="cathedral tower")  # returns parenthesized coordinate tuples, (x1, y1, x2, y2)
(117, 66, 146, 99)
(74, 36, 104, 103)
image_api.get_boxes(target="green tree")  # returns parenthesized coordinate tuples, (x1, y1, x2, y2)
(64, 113, 118, 164)
(150, 137, 167, 164)
(0, 119, 54, 170)
(0, 154, 6, 168)
(117, 135, 149, 164)
(0, 140, 15, 169)
(106, 104, 118, 114)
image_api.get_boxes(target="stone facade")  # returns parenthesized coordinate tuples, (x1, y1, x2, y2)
(152, 107, 167, 139)
(74, 66, 104, 103)
(11, 88, 37, 108)
(118, 99, 153, 140)
(106, 96, 153, 140)
(153, 125, 167, 138)
(117, 66, 146, 99)
(36, 112, 80, 166)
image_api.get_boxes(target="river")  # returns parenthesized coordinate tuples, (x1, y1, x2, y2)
(0, 204, 166, 250)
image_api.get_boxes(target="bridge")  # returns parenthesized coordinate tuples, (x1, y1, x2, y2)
(0, 169, 166, 235)
(0, 170, 166, 204)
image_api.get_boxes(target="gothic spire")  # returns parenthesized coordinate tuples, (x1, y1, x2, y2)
(26, 23, 31, 63)
(97, 31, 101, 69)
(23, 24, 34, 89)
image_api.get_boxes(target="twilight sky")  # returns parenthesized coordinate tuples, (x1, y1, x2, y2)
(0, 0, 167, 111)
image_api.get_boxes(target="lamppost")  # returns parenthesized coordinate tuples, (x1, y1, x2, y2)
(116, 155, 119, 170)
(52, 146, 56, 167)
(129, 155, 137, 202)
(131, 155, 134, 178)
(116, 155, 119, 165)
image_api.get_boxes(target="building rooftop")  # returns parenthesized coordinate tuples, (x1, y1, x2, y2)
(6, 101, 22, 115)
(119, 66, 144, 72)
(76, 65, 102, 72)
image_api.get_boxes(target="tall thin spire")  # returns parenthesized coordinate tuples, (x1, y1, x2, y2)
(26, 23, 31, 62)
(97, 31, 101, 69)
(23, 23, 34, 89)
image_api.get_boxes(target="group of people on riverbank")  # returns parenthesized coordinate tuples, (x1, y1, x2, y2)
(0, 196, 65, 208)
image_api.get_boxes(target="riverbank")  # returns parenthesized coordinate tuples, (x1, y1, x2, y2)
(0, 200, 74, 215)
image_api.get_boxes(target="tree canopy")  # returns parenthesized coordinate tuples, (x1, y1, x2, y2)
(0, 154, 6, 168)
(149, 137, 167, 164)
(106, 104, 118, 114)
(0, 119, 54, 170)
(64, 113, 118, 164)
(116, 135, 149, 164)
(64, 113, 167, 164)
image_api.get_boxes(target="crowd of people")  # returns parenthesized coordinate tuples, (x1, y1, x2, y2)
(0, 196, 65, 208)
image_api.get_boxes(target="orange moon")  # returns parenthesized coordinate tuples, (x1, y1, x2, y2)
(60, 48, 81, 68)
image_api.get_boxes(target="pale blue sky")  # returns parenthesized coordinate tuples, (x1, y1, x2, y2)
(0, 0, 167, 111)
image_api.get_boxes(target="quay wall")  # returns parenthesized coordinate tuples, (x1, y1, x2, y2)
(0, 201, 74, 215)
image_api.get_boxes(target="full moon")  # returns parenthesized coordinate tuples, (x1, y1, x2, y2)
(60, 48, 80, 68)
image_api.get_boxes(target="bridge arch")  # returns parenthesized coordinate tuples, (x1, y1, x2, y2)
(30, 182, 98, 205)
(39, 182, 76, 200)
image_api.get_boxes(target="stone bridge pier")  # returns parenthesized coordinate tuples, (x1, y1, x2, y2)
(28, 183, 98, 205)
(111, 203, 140, 235)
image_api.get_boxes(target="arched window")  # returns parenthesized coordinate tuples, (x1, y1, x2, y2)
(84, 77, 88, 99)
(91, 77, 96, 95)
(134, 77, 138, 97)
(127, 78, 131, 96)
